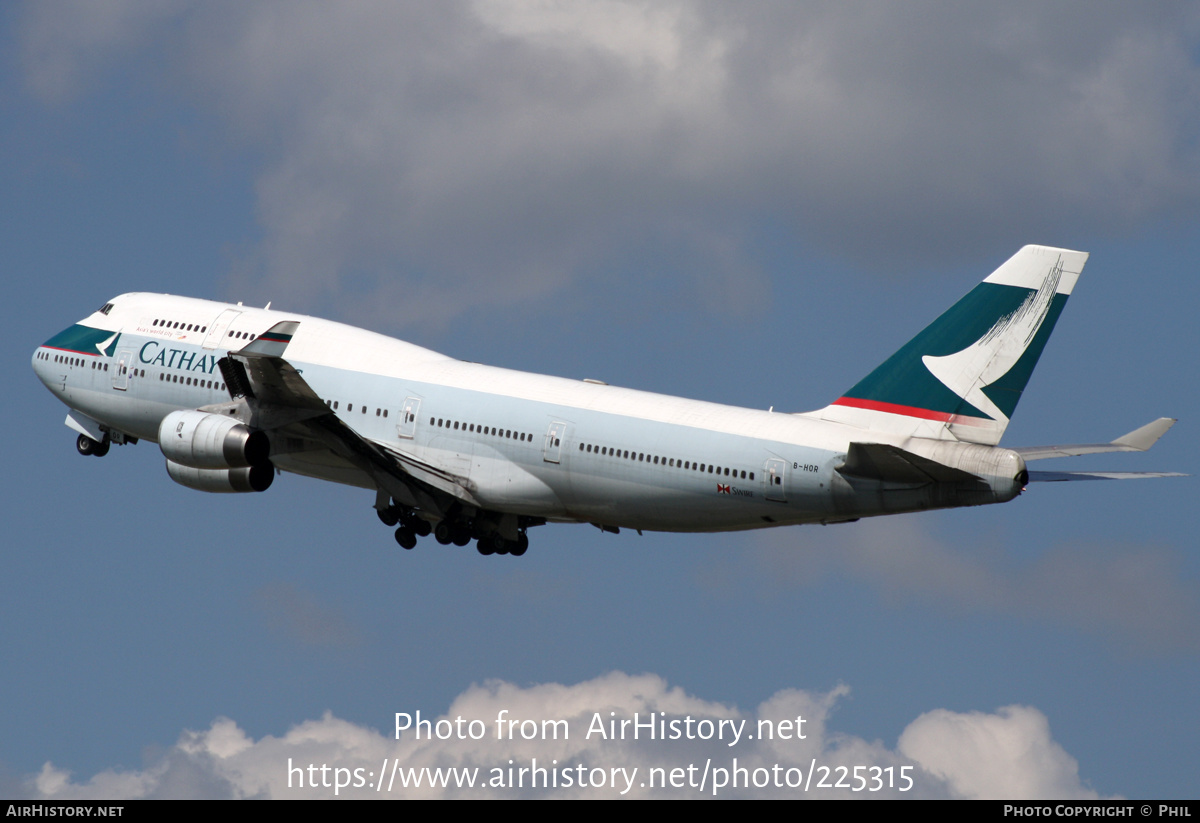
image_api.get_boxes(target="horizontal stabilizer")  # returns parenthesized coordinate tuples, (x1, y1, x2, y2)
(1028, 470, 1187, 482)
(1015, 418, 1176, 460)
(838, 442, 982, 484)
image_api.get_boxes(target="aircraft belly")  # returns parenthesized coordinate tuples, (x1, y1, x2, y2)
(59, 385, 164, 442)
(270, 452, 376, 490)
(557, 471, 783, 532)
(469, 453, 569, 518)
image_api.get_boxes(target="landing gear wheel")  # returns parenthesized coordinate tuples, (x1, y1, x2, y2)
(434, 521, 453, 545)
(451, 527, 471, 547)
(76, 434, 107, 457)
(378, 507, 400, 527)
(477, 534, 508, 556)
(394, 527, 417, 550)
(412, 519, 432, 537)
(510, 533, 529, 557)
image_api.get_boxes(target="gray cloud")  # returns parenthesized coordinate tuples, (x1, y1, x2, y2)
(27, 671, 1100, 799)
(17, 2, 1200, 327)
(253, 581, 362, 648)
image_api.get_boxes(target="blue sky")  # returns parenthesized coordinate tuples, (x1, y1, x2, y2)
(2, 2, 1197, 799)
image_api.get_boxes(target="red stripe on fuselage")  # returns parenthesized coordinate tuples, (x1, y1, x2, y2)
(831, 396, 991, 426)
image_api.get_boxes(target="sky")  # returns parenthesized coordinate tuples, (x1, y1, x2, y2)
(2, 1, 1198, 799)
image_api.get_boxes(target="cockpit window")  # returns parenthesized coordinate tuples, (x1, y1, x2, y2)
(98, 303, 114, 315)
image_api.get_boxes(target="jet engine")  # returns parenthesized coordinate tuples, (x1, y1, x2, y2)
(158, 409, 269, 469)
(165, 459, 274, 493)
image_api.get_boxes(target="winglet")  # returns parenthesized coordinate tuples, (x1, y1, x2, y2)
(1112, 417, 1176, 451)
(239, 321, 299, 358)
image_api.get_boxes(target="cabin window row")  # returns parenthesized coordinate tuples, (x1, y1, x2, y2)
(42, 352, 109, 372)
(150, 319, 259, 342)
(158, 373, 225, 391)
(577, 441, 755, 480)
(432, 418, 533, 442)
(325, 400, 390, 418)
(152, 319, 208, 333)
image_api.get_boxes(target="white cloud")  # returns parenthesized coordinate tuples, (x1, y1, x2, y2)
(27, 671, 1099, 799)
(899, 705, 1095, 800)
(16, 2, 1200, 327)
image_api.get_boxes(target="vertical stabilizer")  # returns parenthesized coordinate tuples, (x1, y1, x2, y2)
(813, 245, 1088, 445)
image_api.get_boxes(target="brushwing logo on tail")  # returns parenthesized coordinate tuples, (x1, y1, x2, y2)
(816, 245, 1084, 446)
(921, 257, 1065, 425)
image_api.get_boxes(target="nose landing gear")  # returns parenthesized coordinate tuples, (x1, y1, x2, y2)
(76, 433, 110, 457)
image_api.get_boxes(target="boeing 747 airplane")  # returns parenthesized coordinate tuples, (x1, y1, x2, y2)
(32, 245, 1180, 556)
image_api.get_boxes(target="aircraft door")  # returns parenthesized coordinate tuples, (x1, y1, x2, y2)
(112, 350, 133, 391)
(203, 309, 241, 349)
(543, 422, 567, 463)
(397, 397, 421, 439)
(765, 458, 787, 502)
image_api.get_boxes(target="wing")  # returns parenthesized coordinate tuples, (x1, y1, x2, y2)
(218, 321, 473, 519)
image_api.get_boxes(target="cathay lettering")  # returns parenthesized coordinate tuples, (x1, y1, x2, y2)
(138, 341, 218, 374)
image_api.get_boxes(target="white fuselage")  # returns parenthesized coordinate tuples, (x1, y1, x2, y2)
(33, 293, 1017, 533)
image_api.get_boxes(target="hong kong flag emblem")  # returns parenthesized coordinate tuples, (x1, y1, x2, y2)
(717, 484, 731, 494)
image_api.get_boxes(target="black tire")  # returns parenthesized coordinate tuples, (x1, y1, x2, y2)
(394, 527, 417, 550)
(413, 519, 432, 537)
(510, 533, 529, 557)
(434, 521, 453, 545)
(92, 439, 110, 457)
(476, 538, 495, 556)
(76, 434, 98, 456)
(378, 507, 400, 527)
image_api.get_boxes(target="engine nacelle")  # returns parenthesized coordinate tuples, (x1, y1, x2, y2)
(158, 409, 269, 469)
(165, 459, 274, 493)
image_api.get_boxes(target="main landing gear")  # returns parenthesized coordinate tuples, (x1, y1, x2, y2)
(76, 433, 110, 457)
(376, 502, 531, 557)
